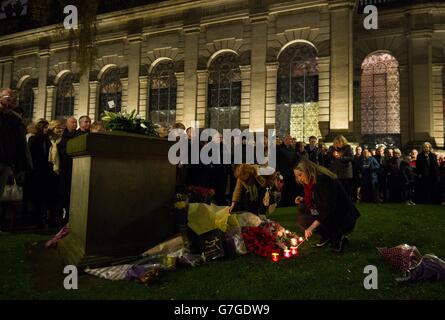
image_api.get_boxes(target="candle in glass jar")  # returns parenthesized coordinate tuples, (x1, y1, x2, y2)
(271, 252, 280, 262)
(290, 238, 298, 246)
(283, 249, 291, 258)
(291, 246, 298, 256)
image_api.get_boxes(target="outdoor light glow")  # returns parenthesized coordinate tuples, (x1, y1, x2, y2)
(284, 249, 291, 258)
(271, 252, 280, 262)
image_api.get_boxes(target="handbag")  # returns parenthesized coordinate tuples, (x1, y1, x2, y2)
(1, 178, 23, 202)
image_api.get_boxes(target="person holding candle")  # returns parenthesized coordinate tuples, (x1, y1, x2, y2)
(293, 159, 360, 253)
(229, 164, 275, 216)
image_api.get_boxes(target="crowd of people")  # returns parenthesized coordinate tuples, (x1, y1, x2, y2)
(1, 86, 445, 236)
(0, 88, 107, 231)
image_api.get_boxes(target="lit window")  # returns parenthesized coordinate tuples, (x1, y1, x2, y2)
(207, 52, 241, 131)
(361, 52, 400, 146)
(276, 43, 320, 141)
(99, 67, 122, 116)
(55, 73, 75, 119)
(149, 60, 177, 129)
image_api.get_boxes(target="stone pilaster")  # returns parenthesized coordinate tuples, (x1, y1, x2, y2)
(127, 35, 142, 113)
(328, 0, 355, 132)
(36, 50, 50, 119)
(182, 26, 200, 128)
(249, 13, 268, 131)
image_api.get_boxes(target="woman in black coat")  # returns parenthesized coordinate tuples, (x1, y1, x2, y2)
(415, 142, 440, 204)
(327, 135, 354, 200)
(27, 119, 53, 226)
(294, 159, 360, 253)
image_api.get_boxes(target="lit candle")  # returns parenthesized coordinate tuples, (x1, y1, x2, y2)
(283, 249, 291, 258)
(298, 237, 304, 244)
(290, 238, 298, 246)
(271, 252, 280, 262)
(291, 246, 298, 256)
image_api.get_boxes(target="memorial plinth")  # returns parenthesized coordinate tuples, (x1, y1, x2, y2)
(59, 132, 177, 267)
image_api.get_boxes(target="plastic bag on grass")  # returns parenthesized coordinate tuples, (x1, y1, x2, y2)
(187, 203, 230, 235)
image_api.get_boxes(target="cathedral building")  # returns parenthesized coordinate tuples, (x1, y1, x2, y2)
(0, 0, 444, 148)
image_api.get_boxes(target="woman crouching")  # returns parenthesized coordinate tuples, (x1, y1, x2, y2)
(294, 159, 360, 253)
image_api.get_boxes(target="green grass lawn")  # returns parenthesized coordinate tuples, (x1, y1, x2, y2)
(1, 203, 445, 300)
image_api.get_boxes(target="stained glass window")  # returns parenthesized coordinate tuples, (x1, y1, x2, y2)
(99, 67, 122, 116)
(361, 52, 400, 146)
(18, 77, 35, 121)
(276, 43, 320, 141)
(207, 52, 241, 132)
(149, 60, 177, 129)
(55, 73, 75, 118)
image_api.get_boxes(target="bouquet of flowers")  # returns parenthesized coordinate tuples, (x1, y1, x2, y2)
(102, 110, 159, 137)
(186, 186, 215, 204)
(241, 226, 279, 257)
(262, 221, 300, 250)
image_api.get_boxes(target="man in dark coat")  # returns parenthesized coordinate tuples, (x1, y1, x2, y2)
(0, 88, 32, 230)
(76, 115, 91, 135)
(416, 142, 440, 204)
(305, 136, 323, 165)
(57, 116, 78, 224)
(276, 135, 299, 207)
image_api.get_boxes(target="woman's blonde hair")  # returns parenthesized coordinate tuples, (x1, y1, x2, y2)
(294, 159, 337, 184)
(234, 164, 257, 182)
(333, 135, 348, 148)
(422, 142, 432, 150)
(48, 119, 64, 137)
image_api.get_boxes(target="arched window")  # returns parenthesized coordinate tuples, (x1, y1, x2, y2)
(99, 67, 122, 116)
(361, 52, 400, 146)
(149, 60, 177, 128)
(276, 42, 320, 141)
(55, 72, 75, 118)
(18, 77, 35, 121)
(207, 52, 241, 132)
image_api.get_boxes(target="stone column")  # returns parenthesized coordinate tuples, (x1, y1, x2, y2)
(36, 50, 50, 119)
(0, 57, 13, 88)
(432, 65, 444, 148)
(175, 72, 185, 124)
(408, 30, 433, 142)
(196, 70, 208, 127)
(249, 13, 268, 132)
(73, 82, 80, 118)
(182, 26, 200, 128)
(77, 73, 90, 118)
(121, 78, 129, 111)
(32, 87, 39, 120)
(127, 35, 142, 113)
(241, 65, 252, 129)
(328, 0, 354, 132)
(318, 56, 331, 137)
(45, 85, 55, 119)
(88, 81, 99, 121)
(138, 75, 149, 119)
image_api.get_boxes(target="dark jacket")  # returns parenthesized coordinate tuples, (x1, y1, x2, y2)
(0, 109, 31, 172)
(416, 152, 440, 183)
(312, 174, 360, 234)
(277, 144, 297, 177)
(328, 145, 354, 179)
(305, 145, 323, 165)
(58, 129, 78, 196)
(359, 156, 380, 183)
(401, 160, 416, 185)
